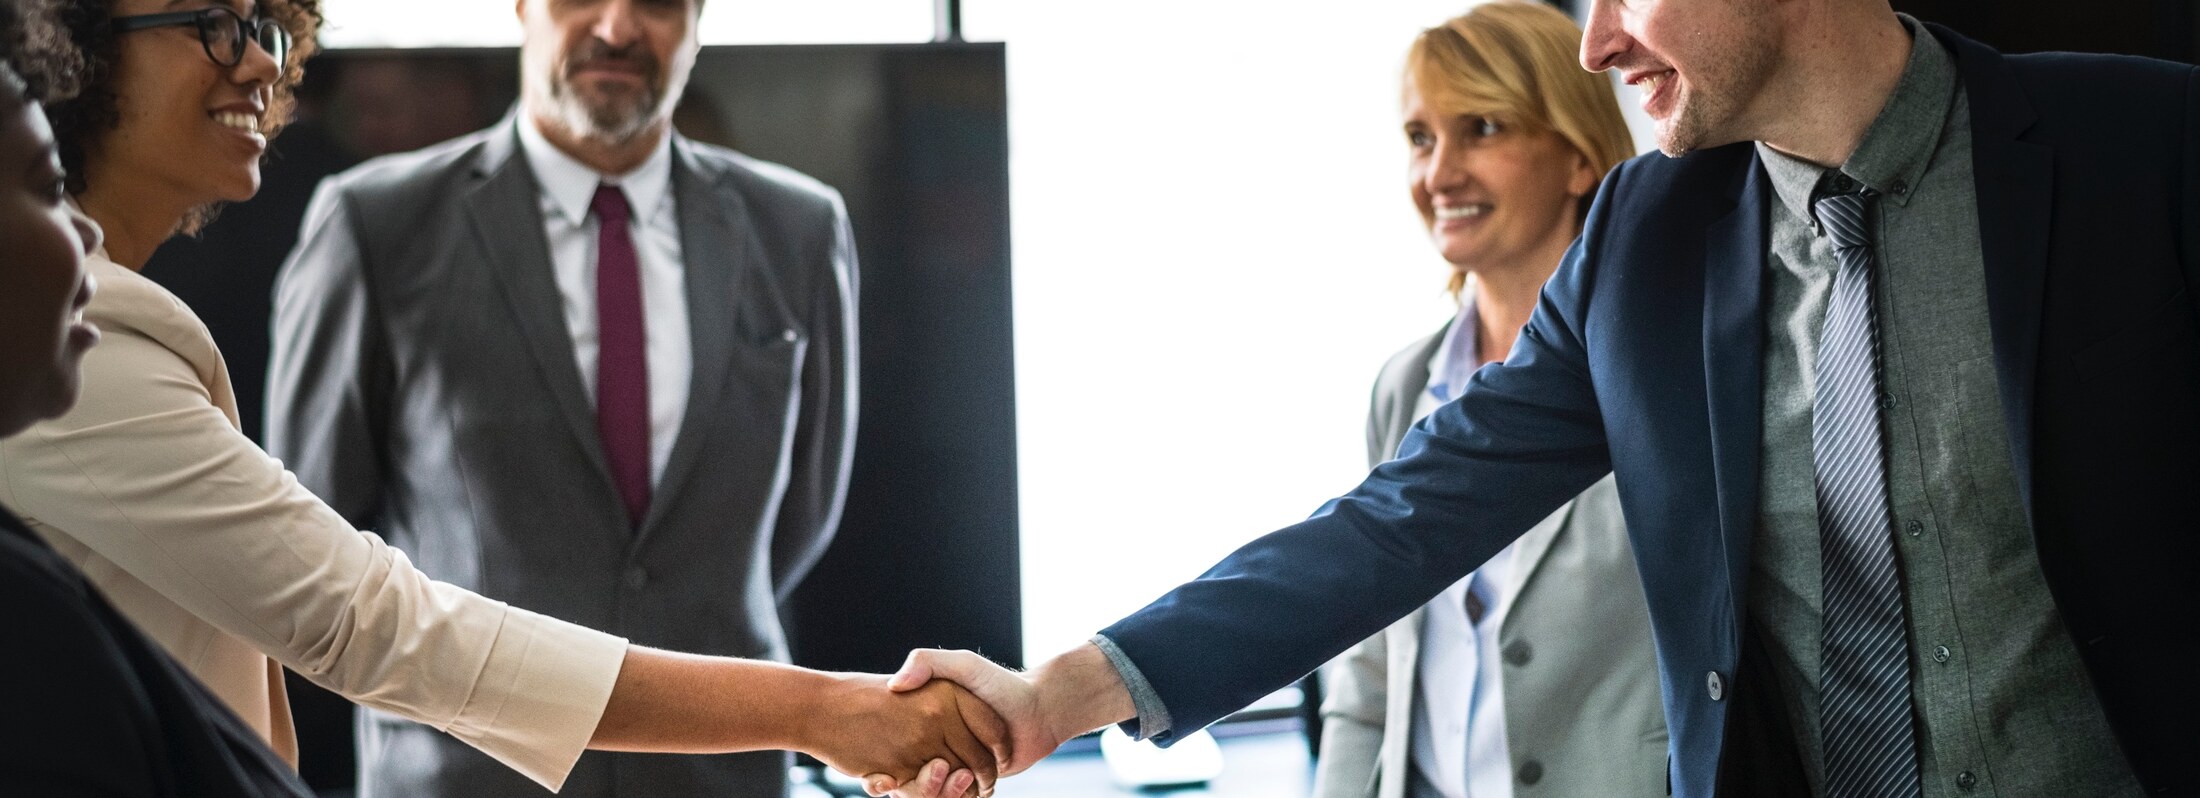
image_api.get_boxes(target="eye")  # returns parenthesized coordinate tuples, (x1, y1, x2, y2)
(1471, 117, 1504, 138)
(49, 176, 68, 203)
(1406, 130, 1434, 149)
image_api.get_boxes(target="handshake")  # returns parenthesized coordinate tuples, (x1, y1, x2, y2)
(805, 645, 1133, 798)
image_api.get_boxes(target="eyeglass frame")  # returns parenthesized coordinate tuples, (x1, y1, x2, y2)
(110, 6, 290, 69)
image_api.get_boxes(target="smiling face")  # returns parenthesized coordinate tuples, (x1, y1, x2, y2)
(1580, 0, 1781, 156)
(520, 0, 700, 145)
(0, 87, 101, 437)
(1404, 77, 1598, 276)
(89, 0, 282, 207)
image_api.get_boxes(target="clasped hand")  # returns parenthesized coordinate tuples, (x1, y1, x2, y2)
(804, 674, 1009, 798)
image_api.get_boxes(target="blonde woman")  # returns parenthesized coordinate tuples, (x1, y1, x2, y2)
(1313, 4, 1662, 797)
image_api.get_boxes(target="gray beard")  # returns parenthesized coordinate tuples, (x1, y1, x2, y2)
(546, 82, 660, 145)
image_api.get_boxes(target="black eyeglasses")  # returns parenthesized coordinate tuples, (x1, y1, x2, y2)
(111, 6, 290, 69)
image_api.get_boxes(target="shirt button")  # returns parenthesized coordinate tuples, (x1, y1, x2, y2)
(1957, 770, 1978, 790)
(1518, 760, 1544, 786)
(1906, 519, 1925, 537)
(1706, 671, 1726, 702)
(1890, 179, 1909, 196)
(1879, 392, 1897, 410)
(1934, 645, 1952, 663)
(781, 328, 799, 343)
(1503, 641, 1534, 667)
(624, 566, 649, 591)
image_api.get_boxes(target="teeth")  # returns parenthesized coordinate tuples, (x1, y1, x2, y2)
(214, 111, 262, 134)
(1435, 205, 1487, 221)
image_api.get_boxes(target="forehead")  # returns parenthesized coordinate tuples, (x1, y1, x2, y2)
(0, 98, 55, 164)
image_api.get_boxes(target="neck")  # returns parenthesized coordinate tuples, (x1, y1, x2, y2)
(74, 172, 192, 270)
(528, 107, 667, 176)
(1756, 8, 1912, 167)
(1468, 216, 1578, 366)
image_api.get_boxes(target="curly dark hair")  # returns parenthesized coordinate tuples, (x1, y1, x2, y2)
(24, 0, 320, 232)
(2, 0, 81, 104)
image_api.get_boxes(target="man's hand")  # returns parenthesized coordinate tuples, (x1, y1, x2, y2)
(882, 644, 1137, 789)
(800, 674, 1008, 798)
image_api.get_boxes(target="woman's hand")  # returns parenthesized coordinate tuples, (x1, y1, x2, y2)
(800, 674, 1009, 798)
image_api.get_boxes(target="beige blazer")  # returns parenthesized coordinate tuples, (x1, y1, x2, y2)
(0, 254, 628, 791)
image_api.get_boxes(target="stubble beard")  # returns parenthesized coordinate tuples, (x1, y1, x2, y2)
(546, 75, 664, 146)
(1654, 17, 1780, 157)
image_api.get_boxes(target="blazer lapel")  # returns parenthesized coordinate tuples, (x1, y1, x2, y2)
(466, 121, 618, 494)
(1939, 25, 2049, 519)
(635, 140, 764, 543)
(1702, 156, 1770, 601)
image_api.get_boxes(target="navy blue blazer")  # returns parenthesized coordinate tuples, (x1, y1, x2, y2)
(1102, 25, 2197, 797)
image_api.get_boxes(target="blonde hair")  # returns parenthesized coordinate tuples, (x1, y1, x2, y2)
(1405, 0, 1634, 295)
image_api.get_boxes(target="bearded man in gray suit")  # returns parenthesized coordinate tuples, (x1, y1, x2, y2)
(268, 0, 856, 795)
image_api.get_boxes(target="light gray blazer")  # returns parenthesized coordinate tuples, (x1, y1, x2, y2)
(267, 118, 857, 798)
(1313, 326, 1665, 798)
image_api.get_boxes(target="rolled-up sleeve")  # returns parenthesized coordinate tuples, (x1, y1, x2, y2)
(0, 303, 625, 791)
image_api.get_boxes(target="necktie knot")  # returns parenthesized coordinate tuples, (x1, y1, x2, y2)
(591, 184, 632, 226)
(1813, 188, 1877, 252)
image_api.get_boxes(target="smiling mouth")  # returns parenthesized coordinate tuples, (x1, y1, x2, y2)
(1435, 204, 1489, 221)
(213, 111, 263, 136)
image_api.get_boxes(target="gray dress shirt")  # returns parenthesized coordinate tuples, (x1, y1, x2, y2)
(1749, 16, 2140, 797)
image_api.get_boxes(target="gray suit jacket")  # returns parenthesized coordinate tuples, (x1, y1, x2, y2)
(267, 118, 857, 798)
(1314, 326, 1664, 798)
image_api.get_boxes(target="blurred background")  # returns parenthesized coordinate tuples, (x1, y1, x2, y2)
(142, 0, 2195, 794)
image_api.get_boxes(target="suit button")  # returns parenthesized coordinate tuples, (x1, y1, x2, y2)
(1957, 770, 1977, 790)
(624, 566, 649, 591)
(1503, 641, 1534, 666)
(1518, 760, 1543, 786)
(1706, 671, 1726, 701)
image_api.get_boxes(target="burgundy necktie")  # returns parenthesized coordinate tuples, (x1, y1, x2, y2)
(591, 184, 651, 528)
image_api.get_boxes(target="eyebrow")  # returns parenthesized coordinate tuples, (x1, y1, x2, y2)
(163, 0, 258, 14)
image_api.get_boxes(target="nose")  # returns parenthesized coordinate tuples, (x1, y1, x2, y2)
(1425, 136, 1472, 197)
(593, 0, 642, 48)
(233, 28, 283, 87)
(1579, 0, 1626, 73)
(67, 206, 102, 258)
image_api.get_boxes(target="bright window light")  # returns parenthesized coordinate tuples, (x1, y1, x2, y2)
(965, 0, 1650, 660)
(314, 0, 933, 49)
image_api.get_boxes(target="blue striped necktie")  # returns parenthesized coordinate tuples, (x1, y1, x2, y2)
(1811, 185, 1922, 798)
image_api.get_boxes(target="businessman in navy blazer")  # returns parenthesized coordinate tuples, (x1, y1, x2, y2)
(882, 1, 2198, 796)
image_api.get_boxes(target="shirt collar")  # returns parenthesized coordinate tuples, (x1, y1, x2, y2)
(515, 112, 676, 225)
(1757, 13, 1957, 223)
(1426, 275, 1483, 404)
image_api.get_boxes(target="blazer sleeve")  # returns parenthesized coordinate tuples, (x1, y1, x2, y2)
(1097, 196, 1616, 742)
(265, 177, 388, 529)
(1, 296, 628, 793)
(768, 192, 860, 598)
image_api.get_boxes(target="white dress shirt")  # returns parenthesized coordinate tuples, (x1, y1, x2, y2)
(515, 117, 690, 484)
(1408, 283, 1522, 798)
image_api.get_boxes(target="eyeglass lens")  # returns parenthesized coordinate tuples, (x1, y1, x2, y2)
(195, 8, 288, 66)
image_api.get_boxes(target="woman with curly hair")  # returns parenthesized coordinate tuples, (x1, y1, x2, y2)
(0, 3, 996, 795)
(0, 0, 305, 792)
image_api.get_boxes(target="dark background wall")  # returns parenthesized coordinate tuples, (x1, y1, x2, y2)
(143, 43, 1015, 791)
